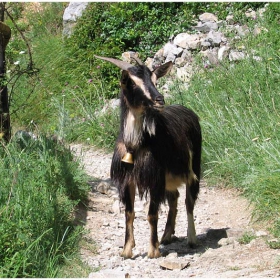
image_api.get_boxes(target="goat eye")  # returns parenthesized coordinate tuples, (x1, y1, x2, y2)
(131, 81, 137, 88)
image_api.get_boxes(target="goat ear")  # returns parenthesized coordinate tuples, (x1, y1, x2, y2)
(120, 70, 130, 86)
(153, 61, 173, 79)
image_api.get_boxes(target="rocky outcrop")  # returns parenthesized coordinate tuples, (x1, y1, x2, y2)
(62, 2, 88, 37)
(69, 6, 268, 113)
(122, 7, 268, 84)
(62, 4, 267, 82)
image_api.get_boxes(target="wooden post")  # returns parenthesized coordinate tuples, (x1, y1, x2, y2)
(0, 7, 11, 142)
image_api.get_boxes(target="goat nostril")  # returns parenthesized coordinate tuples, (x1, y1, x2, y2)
(155, 96, 163, 101)
(155, 96, 165, 105)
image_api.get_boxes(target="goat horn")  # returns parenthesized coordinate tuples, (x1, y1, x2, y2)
(95, 55, 133, 71)
(130, 54, 143, 65)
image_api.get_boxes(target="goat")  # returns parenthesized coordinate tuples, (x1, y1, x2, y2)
(95, 55, 202, 259)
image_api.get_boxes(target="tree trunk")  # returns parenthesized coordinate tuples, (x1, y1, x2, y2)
(0, 3, 11, 142)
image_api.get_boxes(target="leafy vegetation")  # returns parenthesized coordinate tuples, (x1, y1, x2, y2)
(8, 2, 267, 143)
(1, 1, 280, 277)
(65, 2, 265, 95)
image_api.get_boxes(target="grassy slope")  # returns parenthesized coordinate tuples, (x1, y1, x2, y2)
(1, 6, 94, 276)
(0, 135, 91, 277)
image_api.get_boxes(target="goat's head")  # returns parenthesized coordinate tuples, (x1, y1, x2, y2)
(95, 55, 172, 112)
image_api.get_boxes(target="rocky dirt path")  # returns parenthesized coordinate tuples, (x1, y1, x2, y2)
(71, 144, 280, 278)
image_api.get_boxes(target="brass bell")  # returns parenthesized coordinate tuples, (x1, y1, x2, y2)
(121, 152, 134, 164)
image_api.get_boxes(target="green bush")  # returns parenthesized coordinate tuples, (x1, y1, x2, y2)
(64, 3, 188, 97)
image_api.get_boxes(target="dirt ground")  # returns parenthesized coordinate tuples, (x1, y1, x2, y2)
(71, 143, 280, 278)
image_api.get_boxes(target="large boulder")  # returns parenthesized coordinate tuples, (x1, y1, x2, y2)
(174, 33, 202, 50)
(63, 2, 89, 37)
(199, 12, 218, 23)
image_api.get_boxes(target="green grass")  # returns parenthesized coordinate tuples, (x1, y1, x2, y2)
(168, 67, 280, 239)
(51, 84, 120, 150)
(10, 33, 119, 150)
(0, 134, 90, 277)
(268, 239, 280, 250)
(11, 2, 279, 241)
(238, 232, 256, 245)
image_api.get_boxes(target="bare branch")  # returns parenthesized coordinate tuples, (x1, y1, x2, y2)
(5, 7, 34, 70)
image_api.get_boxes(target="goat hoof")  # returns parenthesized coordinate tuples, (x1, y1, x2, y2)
(161, 230, 173, 245)
(120, 249, 133, 259)
(187, 241, 197, 249)
(161, 239, 170, 245)
(147, 248, 161, 258)
(187, 235, 197, 248)
(161, 233, 179, 245)
(120, 252, 132, 259)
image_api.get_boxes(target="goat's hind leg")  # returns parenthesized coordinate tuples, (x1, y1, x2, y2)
(185, 180, 199, 247)
(161, 190, 179, 245)
(121, 183, 136, 258)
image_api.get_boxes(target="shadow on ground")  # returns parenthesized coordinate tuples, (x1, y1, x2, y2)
(130, 228, 230, 259)
(73, 176, 106, 226)
(159, 228, 230, 257)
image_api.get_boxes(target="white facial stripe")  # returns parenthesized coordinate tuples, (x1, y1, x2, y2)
(130, 74, 152, 100)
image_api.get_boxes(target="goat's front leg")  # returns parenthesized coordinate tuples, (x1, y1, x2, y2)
(147, 194, 161, 258)
(121, 184, 136, 258)
(161, 190, 179, 244)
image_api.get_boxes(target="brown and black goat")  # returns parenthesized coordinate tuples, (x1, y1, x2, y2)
(95, 55, 202, 259)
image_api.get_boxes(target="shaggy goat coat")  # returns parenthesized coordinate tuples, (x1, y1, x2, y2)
(111, 103, 201, 205)
(95, 55, 201, 259)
